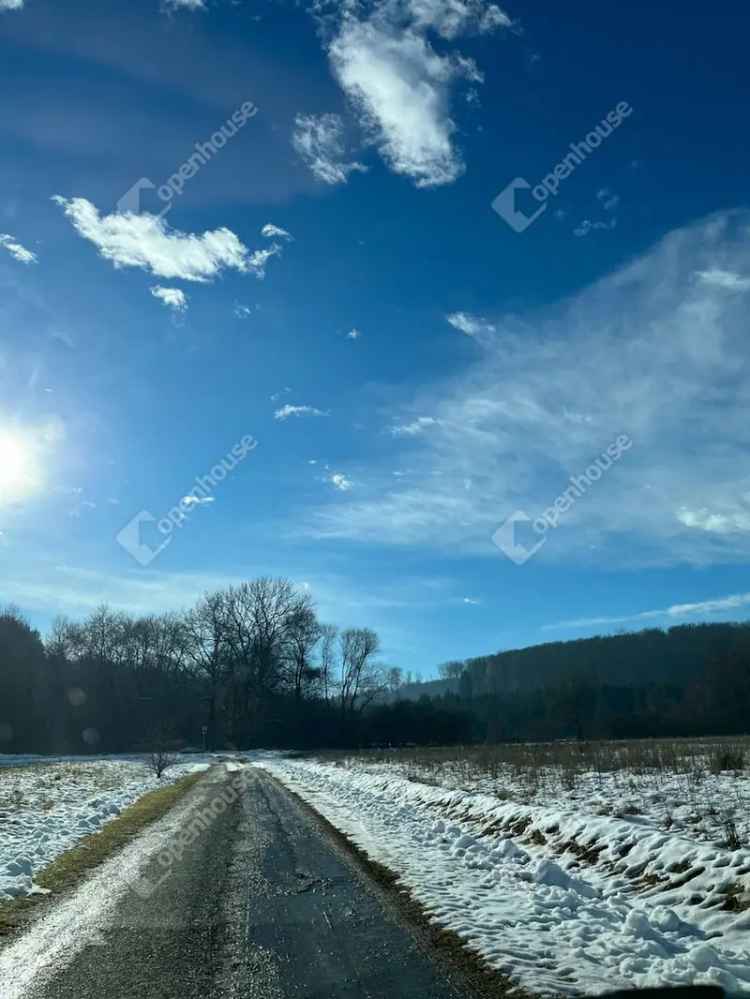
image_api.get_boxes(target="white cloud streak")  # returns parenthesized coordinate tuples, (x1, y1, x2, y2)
(261, 223, 293, 241)
(292, 113, 367, 185)
(0, 234, 36, 264)
(274, 404, 327, 421)
(53, 197, 280, 282)
(163, 0, 206, 9)
(695, 268, 750, 292)
(391, 416, 439, 436)
(545, 591, 750, 632)
(308, 210, 750, 568)
(446, 311, 495, 338)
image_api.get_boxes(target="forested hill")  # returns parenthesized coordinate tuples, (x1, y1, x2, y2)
(386, 622, 750, 703)
(390, 622, 750, 741)
(456, 623, 749, 695)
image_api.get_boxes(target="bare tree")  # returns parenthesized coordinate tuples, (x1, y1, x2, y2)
(147, 745, 178, 779)
(318, 624, 338, 703)
(386, 666, 403, 693)
(283, 605, 322, 700)
(438, 660, 465, 681)
(339, 627, 383, 717)
(184, 592, 229, 749)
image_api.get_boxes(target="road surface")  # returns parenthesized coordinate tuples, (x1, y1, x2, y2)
(5, 765, 507, 999)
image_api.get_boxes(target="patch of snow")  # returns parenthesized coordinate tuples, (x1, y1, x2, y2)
(0, 758, 208, 899)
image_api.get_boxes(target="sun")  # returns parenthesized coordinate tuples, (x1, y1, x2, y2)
(0, 430, 39, 501)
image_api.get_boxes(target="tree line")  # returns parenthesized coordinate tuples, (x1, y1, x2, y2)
(0, 578, 399, 753)
(2, 595, 749, 754)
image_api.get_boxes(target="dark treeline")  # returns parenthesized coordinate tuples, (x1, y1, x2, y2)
(0, 578, 442, 753)
(425, 622, 750, 741)
(2, 597, 749, 753)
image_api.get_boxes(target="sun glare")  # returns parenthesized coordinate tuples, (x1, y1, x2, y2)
(0, 430, 39, 502)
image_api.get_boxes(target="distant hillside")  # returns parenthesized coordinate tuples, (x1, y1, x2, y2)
(378, 621, 750, 741)
(382, 677, 459, 703)
(451, 622, 750, 697)
(385, 621, 750, 705)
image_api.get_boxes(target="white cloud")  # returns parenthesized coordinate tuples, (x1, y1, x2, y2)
(234, 303, 253, 319)
(391, 416, 439, 436)
(325, 0, 510, 187)
(164, 0, 206, 9)
(329, 22, 466, 187)
(274, 404, 327, 421)
(676, 506, 750, 535)
(0, 0, 24, 10)
(53, 197, 280, 282)
(347, 327, 361, 340)
(261, 223, 293, 241)
(546, 590, 750, 632)
(573, 218, 617, 238)
(292, 113, 367, 185)
(408, 0, 511, 38)
(696, 268, 750, 292)
(150, 286, 188, 312)
(330, 472, 353, 491)
(181, 494, 215, 507)
(307, 209, 750, 568)
(0, 234, 36, 264)
(446, 311, 494, 338)
(463, 596, 481, 605)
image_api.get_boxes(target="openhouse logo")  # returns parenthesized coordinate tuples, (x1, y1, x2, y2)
(117, 101, 258, 218)
(492, 434, 633, 565)
(492, 101, 634, 233)
(116, 434, 257, 567)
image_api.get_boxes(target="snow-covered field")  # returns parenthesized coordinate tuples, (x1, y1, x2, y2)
(256, 753, 750, 996)
(0, 757, 208, 900)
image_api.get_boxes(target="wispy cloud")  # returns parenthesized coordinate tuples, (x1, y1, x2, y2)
(695, 268, 750, 292)
(53, 197, 281, 282)
(0, 0, 24, 11)
(347, 327, 361, 340)
(0, 233, 37, 264)
(150, 285, 188, 312)
(274, 404, 327, 421)
(446, 311, 494, 338)
(391, 416, 439, 436)
(292, 113, 367, 184)
(163, 0, 206, 10)
(307, 210, 750, 567)
(597, 187, 620, 212)
(573, 218, 617, 238)
(182, 494, 214, 507)
(545, 590, 750, 632)
(329, 472, 353, 491)
(261, 223, 293, 241)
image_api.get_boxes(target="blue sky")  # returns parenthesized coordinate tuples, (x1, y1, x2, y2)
(2, 0, 750, 673)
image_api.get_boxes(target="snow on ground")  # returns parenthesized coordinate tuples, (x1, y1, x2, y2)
(256, 756, 750, 996)
(0, 757, 209, 900)
(0, 769, 225, 999)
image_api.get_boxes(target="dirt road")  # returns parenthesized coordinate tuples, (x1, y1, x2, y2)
(6, 765, 507, 999)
